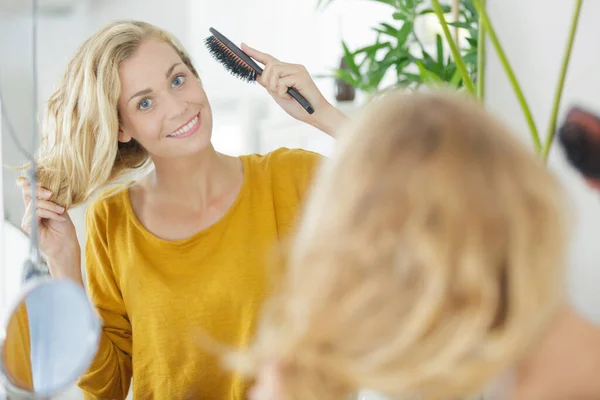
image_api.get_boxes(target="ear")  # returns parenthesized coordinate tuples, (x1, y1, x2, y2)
(118, 127, 132, 143)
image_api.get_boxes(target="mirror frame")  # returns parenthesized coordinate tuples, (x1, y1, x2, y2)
(0, 277, 102, 398)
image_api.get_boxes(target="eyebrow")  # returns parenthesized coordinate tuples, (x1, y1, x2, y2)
(165, 62, 181, 78)
(127, 63, 183, 104)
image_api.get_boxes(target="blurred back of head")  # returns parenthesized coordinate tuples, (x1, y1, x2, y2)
(236, 90, 568, 400)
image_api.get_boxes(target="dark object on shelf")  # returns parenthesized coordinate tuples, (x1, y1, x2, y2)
(335, 57, 355, 102)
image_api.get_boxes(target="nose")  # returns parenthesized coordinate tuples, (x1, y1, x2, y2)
(165, 92, 187, 121)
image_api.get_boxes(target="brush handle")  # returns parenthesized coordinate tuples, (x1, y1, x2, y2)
(251, 62, 314, 115)
(209, 28, 314, 115)
(285, 88, 314, 114)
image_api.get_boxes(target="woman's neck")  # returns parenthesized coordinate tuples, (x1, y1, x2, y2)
(146, 145, 242, 209)
(509, 306, 600, 399)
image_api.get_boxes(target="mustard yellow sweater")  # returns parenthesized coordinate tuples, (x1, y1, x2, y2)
(78, 148, 321, 399)
(3, 302, 33, 391)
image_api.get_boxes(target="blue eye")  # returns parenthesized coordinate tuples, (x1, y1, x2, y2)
(138, 98, 152, 110)
(172, 75, 185, 88)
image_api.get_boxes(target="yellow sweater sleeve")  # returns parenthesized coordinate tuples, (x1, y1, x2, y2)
(2, 302, 33, 391)
(78, 200, 133, 400)
(267, 148, 324, 237)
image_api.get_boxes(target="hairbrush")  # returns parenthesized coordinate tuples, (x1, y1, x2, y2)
(558, 106, 600, 190)
(204, 27, 314, 114)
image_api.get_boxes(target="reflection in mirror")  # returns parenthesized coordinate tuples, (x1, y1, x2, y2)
(1, 279, 101, 398)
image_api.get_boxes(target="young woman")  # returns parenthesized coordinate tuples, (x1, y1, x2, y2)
(18, 20, 347, 399)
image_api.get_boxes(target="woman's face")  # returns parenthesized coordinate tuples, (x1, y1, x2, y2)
(117, 39, 213, 160)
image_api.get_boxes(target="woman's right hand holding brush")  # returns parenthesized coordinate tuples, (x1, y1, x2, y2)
(242, 43, 348, 138)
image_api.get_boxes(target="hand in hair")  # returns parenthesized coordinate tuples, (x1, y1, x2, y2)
(19, 179, 82, 284)
(241, 44, 348, 137)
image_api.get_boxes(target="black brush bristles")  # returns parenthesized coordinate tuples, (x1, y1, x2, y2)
(204, 35, 257, 83)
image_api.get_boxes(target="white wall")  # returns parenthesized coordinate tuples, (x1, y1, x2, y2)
(484, 0, 600, 322)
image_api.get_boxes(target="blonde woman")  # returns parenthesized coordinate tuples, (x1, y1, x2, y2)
(242, 90, 568, 400)
(18, 20, 347, 399)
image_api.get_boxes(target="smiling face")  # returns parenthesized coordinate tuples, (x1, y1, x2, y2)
(117, 39, 213, 160)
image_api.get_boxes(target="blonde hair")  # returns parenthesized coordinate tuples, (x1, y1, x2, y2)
(237, 90, 567, 399)
(22, 20, 199, 208)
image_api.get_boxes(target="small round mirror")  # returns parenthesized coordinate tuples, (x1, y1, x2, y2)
(1, 279, 101, 398)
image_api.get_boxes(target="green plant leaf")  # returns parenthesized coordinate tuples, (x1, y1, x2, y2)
(366, 68, 389, 88)
(449, 67, 463, 86)
(402, 72, 423, 81)
(465, 37, 478, 47)
(381, 22, 399, 32)
(333, 69, 358, 86)
(415, 60, 443, 84)
(431, 0, 476, 94)
(419, 49, 444, 75)
(353, 41, 392, 56)
(419, 5, 451, 15)
(447, 21, 473, 30)
(396, 79, 412, 86)
(396, 21, 414, 43)
(392, 11, 409, 20)
(325, 0, 481, 95)
(341, 41, 361, 78)
(394, 57, 411, 74)
(462, 52, 478, 64)
(316, 0, 334, 9)
(371, 0, 398, 8)
(471, 0, 540, 151)
(367, 58, 396, 78)
(436, 34, 444, 66)
(420, 49, 435, 65)
(460, 0, 478, 18)
(373, 22, 399, 38)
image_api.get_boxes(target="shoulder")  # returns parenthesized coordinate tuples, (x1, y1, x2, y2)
(85, 184, 130, 226)
(243, 148, 325, 219)
(245, 147, 324, 180)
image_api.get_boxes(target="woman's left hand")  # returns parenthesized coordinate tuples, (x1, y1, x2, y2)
(242, 44, 348, 137)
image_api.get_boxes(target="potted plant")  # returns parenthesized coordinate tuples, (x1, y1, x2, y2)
(318, 0, 584, 161)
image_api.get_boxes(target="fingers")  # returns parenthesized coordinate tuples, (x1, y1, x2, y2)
(241, 43, 277, 65)
(260, 63, 306, 96)
(276, 76, 300, 99)
(241, 42, 302, 90)
(18, 179, 53, 205)
(241, 44, 315, 107)
(36, 199, 66, 215)
(21, 198, 66, 235)
(36, 207, 67, 222)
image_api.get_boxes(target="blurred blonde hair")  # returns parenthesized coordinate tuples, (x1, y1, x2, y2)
(20, 20, 199, 208)
(234, 90, 567, 400)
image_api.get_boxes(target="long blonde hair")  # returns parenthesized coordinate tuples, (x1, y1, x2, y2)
(23, 20, 199, 208)
(238, 90, 568, 400)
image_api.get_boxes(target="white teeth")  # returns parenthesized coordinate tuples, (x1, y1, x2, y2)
(168, 115, 199, 137)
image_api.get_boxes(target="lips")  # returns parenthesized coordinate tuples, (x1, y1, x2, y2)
(168, 112, 201, 138)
